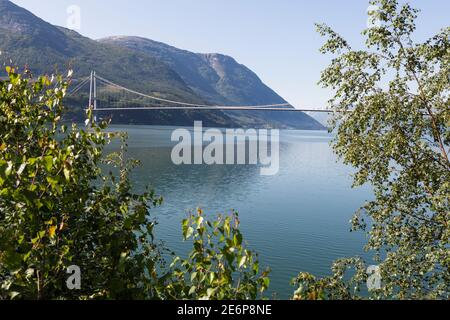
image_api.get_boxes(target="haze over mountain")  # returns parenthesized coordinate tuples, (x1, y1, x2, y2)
(0, 0, 324, 129)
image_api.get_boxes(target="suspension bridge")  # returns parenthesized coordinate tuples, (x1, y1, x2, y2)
(68, 71, 337, 113)
(68, 73, 434, 119)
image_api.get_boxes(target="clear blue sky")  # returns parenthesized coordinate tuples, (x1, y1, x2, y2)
(10, 0, 450, 109)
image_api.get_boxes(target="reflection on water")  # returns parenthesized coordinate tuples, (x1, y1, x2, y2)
(105, 125, 373, 298)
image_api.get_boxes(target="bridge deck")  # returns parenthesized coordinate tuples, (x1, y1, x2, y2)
(92, 107, 338, 113)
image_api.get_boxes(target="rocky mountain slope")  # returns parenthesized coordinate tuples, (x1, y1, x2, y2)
(0, 0, 324, 129)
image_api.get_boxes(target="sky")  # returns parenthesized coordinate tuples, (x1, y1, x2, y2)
(10, 0, 450, 110)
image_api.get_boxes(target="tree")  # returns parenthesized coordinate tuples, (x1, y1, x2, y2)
(0, 67, 163, 299)
(160, 210, 270, 300)
(293, 0, 449, 299)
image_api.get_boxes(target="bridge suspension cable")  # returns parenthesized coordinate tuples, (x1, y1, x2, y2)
(67, 76, 90, 96)
(72, 71, 339, 113)
(66, 72, 430, 116)
(94, 74, 293, 109)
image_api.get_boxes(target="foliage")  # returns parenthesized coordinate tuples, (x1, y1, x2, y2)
(0, 67, 270, 300)
(159, 210, 271, 300)
(292, 258, 367, 300)
(295, 0, 449, 299)
(0, 67, 163, 299)
(2, 0, 448, 301)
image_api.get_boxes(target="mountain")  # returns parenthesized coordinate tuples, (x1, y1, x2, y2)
(99, 36, 286, 106)
(99, 37, 325, 129)
(0, 0, 236, 126)
(0, 1, 199, 101)
(0, 0, 324, 129)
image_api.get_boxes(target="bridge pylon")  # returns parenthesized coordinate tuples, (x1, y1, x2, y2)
(88, 71, 97, 123)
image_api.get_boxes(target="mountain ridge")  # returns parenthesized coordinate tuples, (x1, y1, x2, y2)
(99, 36, 288, 106)
(99, 36, 324, 129)
(0, 0, 325, 129)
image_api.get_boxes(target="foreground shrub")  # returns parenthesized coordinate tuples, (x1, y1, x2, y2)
(160, 210, 271, 300)
(0, 67, 163, 299)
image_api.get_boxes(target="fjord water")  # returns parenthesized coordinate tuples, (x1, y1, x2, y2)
(106, 125, 372, 298)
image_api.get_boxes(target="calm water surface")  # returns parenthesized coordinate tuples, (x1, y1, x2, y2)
(106, 125, 373, 298)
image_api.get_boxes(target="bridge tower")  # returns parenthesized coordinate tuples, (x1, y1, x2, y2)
(88, 71, 97, 122)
